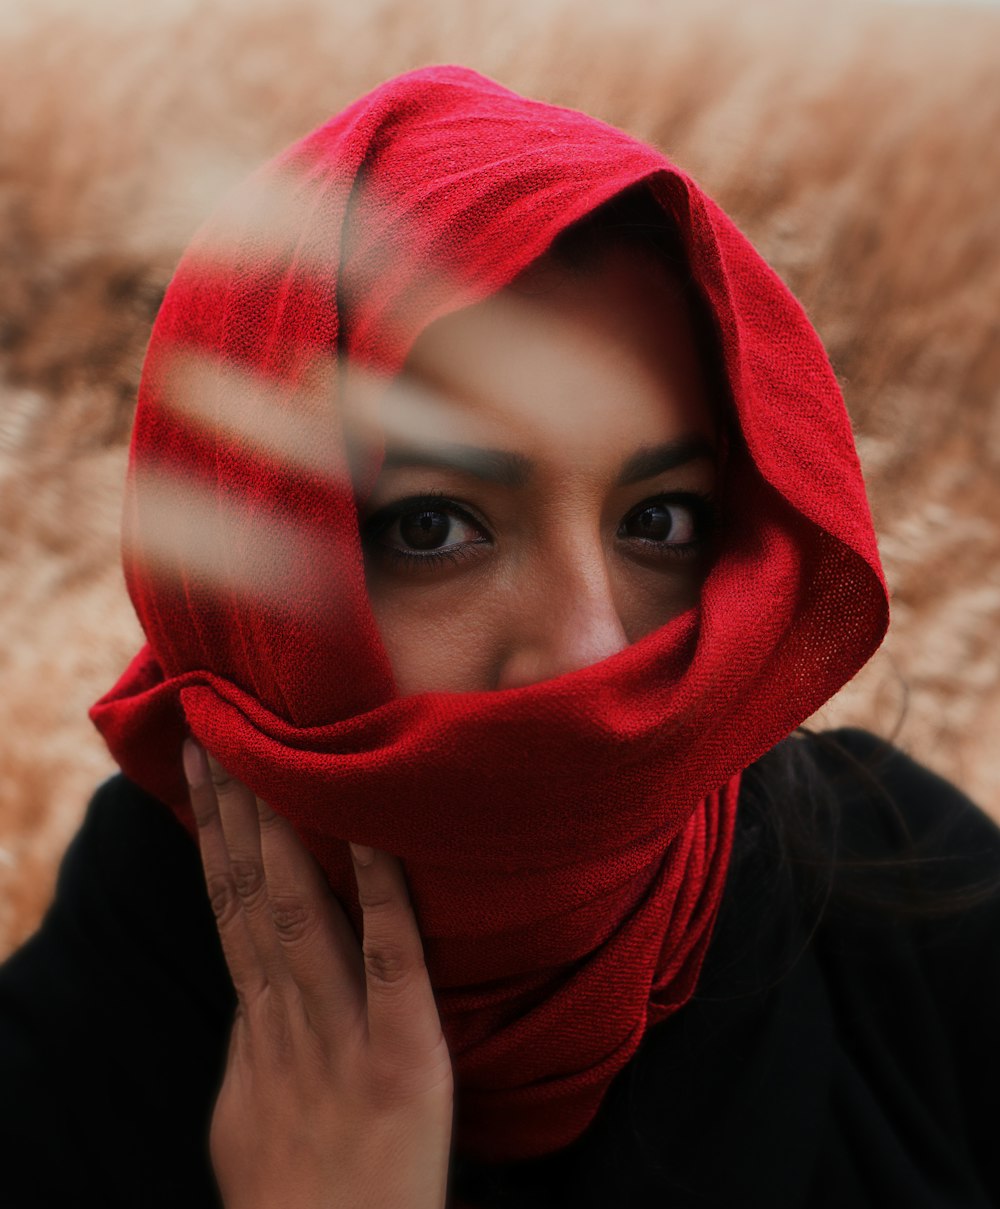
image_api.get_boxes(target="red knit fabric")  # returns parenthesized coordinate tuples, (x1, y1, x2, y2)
(90, 66, 888, 1164)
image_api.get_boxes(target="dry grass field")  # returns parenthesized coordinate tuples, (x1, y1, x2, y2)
(1, 0, 998, 955)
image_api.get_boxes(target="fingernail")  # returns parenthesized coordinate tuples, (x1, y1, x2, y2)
(182, 739, 209, 788)
(350, 842, 375, 867)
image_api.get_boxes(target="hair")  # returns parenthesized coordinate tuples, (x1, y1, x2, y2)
(546, 185, 1000, 924)
(746, 728, 1000, 921)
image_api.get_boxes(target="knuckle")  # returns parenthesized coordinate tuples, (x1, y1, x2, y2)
(190, 794, 217, 829)
(257, 807, 287, 836)
(268, 896, 313, 943)
(230, 858, 266, 903)
(256, 796, 279, 824)
(207, 756, 234, 791)
(357, 884, 396, 914)
(205, 874, 239, 925)
(362, 939, 411, 989)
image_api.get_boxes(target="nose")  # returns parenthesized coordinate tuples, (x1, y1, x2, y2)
(494, 548, 631, 691)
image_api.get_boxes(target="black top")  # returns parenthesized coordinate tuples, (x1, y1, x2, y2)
(1, 729, 998, 1208)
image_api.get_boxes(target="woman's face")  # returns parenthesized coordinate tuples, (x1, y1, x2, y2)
(350, 243, 718, 695)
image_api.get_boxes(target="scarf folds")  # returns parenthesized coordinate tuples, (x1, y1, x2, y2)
(89, 65, 889, 1163)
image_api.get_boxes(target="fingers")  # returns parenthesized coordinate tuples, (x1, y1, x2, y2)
(253, 792, 367, 1030)
(183, 739, 444, 1070)
(204, 752, 289, 989)
(184, 739, 268, 1002)
(349, 843, 446, 1065)
(184, 739, 365, 1032)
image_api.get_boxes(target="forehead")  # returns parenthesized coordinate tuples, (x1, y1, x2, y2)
(355, 243, 716, 461)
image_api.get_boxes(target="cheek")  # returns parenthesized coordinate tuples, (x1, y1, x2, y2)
(363, 545, 711, 696)
(615, 558, 706, 644)
(367, 585, 505, 695)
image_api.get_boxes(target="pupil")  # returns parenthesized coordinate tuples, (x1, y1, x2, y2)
(633, 504, 672, 541)
(399, 510, 451, 550)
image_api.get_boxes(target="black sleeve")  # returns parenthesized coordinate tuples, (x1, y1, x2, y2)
(0, 774, 235, 1208)
(822, 728, 1000, 1203)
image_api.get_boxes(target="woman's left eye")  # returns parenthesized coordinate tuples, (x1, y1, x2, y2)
(618, 494, 712, 552)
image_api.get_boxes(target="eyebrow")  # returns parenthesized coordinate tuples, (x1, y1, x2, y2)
(380, 440, 533, 487)
(378, 434, 715, 489)
(615, 436, 716, 485)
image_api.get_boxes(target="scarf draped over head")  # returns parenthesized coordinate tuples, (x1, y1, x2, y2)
(90, 65, 888, 1164)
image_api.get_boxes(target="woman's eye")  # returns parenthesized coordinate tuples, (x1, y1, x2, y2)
(362, 490, 714, 574)
(361, 496, 491, 569)
(619, 496, 706, 547)
(386, 507, 484, 552)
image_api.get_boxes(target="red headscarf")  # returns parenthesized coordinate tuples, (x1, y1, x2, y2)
(90, 66, 888, 1163)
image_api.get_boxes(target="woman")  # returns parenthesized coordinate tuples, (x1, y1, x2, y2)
(1, 65, 998, 1208)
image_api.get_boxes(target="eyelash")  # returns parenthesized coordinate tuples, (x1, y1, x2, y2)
(360, 491, 486, 573)
(360, 489, 718, 574)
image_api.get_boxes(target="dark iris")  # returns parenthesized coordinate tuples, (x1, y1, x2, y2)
(398, 510, 452, 550)
(625, 503, 675, 541)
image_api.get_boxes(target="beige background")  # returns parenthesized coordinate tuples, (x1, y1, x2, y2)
(1, 0, 998, 955)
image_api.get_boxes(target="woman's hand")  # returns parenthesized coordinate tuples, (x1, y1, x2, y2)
(182, 739, 454, 1209)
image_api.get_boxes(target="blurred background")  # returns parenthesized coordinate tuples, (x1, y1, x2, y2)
(1, 0, 997, 955)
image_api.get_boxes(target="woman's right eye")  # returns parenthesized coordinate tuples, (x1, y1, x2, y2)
(361, 495, 492, 569)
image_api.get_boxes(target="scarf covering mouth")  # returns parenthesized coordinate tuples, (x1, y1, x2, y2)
(90, 65, 889, 1164)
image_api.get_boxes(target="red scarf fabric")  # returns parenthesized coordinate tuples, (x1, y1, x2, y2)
(90, 66, 888, 1163)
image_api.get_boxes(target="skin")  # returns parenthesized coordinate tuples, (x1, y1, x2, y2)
(183, 743, 453, 1209)
(354, 244, 718, 693)
(184, 243, 717, 1208)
